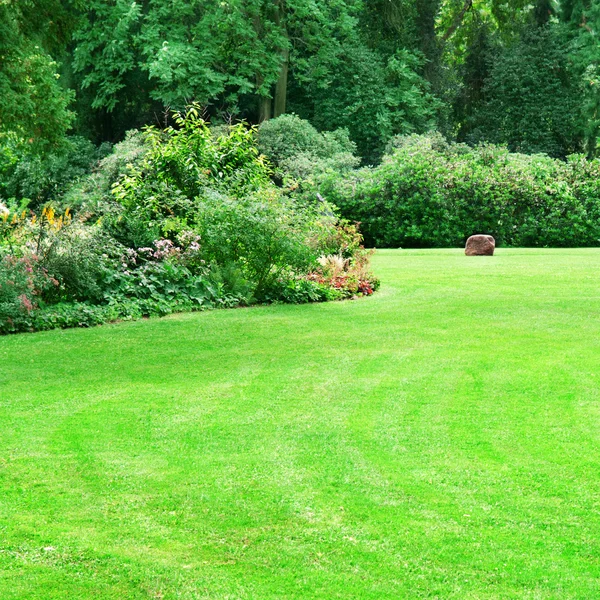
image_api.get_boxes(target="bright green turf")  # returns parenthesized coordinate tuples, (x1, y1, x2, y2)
(1, 249, 600, 599)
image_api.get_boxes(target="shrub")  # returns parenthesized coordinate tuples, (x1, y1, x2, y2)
(0, 205, 122, 305)
(28, 299, 196, 333)
(309, 249, 380, 298)
(110, 109, 363, 301)
(31, 301, 126, 332)
(113, 108, 270, 222)
(321, 133, 600, 248)
(0, 134, 109, 208)
(263, 278, 334, 304)
(0, 255, 53, 333)
(41, 223, 123, 304)
(309, 219, 364, 259)
(101, 237, 235, 309)
(63, 130, 146, 214)
(257, 114, 360, 182)
(192, 191, 320, 300)
(0, 108, 379, 335)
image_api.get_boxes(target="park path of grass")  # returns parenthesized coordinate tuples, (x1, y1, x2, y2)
(1, 248, 600, 599)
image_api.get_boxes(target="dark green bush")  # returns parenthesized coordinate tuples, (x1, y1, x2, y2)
(463, 25, 583, 158)
(321, 133, 600, 248)
(263, 278, 335, 304)
(0, 134, 109, 208)
(257, 114, 359, 181)
(63, 130, 146, 214)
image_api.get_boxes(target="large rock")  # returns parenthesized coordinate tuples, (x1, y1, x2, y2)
(465, 234, 495, 256)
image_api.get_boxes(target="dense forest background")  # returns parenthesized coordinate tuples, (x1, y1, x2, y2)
(2, 0, 599, 164)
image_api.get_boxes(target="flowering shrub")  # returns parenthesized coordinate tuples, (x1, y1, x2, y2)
(102, 237, 227, 310)
(0, 255, 54, 333)
(309, 219, 364, 259)
(0, 108, 378, 334)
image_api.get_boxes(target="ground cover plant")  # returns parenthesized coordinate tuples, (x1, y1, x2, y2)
(0, 249, 599, 598)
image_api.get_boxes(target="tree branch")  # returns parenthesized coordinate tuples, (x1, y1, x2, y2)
(442, 0, 473, 42)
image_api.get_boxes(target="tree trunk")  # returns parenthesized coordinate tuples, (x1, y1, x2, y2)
(253, 10, 273, 122)
(258, 95, 272, 122)
(274, 45, 289, 118)
(273, 0, 288, 119)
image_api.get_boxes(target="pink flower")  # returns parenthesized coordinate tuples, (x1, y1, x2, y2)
(19, 294, 33, 312)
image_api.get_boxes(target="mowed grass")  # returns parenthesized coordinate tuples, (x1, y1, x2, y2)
(1, 249, 600, 599)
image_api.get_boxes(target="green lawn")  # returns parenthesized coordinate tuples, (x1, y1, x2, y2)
(1, 249, 600, 599)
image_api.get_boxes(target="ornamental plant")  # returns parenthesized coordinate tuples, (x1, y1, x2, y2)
(0, 108, 379, 334)
(0, 255, 54, 333)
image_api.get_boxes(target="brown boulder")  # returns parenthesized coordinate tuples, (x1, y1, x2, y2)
(465, 234, 495, 256)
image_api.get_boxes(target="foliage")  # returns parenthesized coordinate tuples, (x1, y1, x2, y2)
(257, 114, 360, 181)
(15, 296, 225, 334)
(309, 220, 365, 259)
(109, 109, 375, 303)
(112, 109, 271, 227)
(192, 192, 317, 299)
(263, 278, 335, 304)
(466, 25, 583, 157)
(70, 0, 362, 138)
(289, 44, 441, 161)
(0, 254, 52, 333)
(0, 2, 77, 147)
(0, 208, 244, 334)
(62, 130, 147, 225)
(3, 0, 600, 162)
(564, 2, 600, 156)
(322, 133, 600, 248)
(100, 237, 242, 310)
(309, 249, 380, 298)
(0, 110, 378, 334)
(0, 135, 108, 208)
(39, 222, 121, 304)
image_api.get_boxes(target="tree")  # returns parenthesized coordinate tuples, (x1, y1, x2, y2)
(0, 0, 77, 147)
(563, 0, 600, 156)
(70, 0, 363, 140)
(288, 41, 440, 161)
(473, 25, 583, 157)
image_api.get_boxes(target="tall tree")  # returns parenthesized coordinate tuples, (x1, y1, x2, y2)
(472, 25, 583, 157)
(563, 0, 600, 155)
(0, 0, 79, 146)
(70, 0, 363, 139)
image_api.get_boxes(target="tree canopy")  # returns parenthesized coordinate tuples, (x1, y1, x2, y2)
(1, 0, 599, 159)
